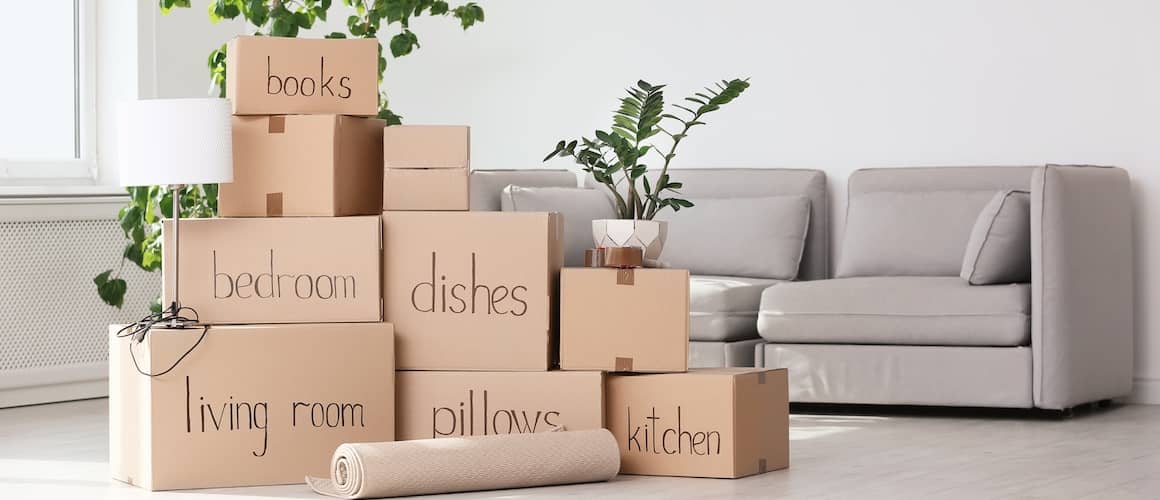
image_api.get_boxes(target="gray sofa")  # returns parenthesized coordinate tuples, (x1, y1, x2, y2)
(472, 165, 1134, 410)
(471, 168, 829, 369)
(757, 165, 1133, 410)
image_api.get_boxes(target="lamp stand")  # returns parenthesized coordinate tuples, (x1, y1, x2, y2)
(168, 183, 185, 328)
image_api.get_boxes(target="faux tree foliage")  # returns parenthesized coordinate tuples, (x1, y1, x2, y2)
(543, 78, 750, 220)
(95, 0, 484, 310)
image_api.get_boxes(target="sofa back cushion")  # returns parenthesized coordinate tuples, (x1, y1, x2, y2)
(500, 186, 617, 267)
(837, 167, 1034, 277)
(585, 168, 828, 280)
(469, 169, 577, 211)
(656, 195, 811, 280)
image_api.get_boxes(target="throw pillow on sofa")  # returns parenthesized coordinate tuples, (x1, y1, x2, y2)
(960, 190, 1032, 285)
(655, 195, 811, 280)
(500, 185, 617, 267)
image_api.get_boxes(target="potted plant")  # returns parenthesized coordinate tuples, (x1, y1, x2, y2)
(543, 78, 749, 260)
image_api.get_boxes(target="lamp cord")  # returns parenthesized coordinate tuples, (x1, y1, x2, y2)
(114, 305, 208, 377)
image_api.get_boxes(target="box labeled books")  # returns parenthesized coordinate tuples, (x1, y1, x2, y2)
(226, 36, 378, 115)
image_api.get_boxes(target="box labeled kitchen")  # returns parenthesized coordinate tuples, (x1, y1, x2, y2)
(395, 371, 603, 440)
(560, 267, 689, 372)
(109, 322, 395, 491)
(162, 216, 381, 324)
(605, 368, 788, 479)
(220, 115, 384, 217)
(226, 36, 378, 116)
(382, 211, 562, 370)
(383, 125, 469, 211)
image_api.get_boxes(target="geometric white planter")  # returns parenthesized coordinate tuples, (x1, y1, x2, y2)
(592, 219, 668, 261)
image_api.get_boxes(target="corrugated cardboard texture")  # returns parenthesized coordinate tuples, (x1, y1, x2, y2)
(604, 368, 789, 479)
(162, 217, 382, 324)
(382, 125, 469, 168)
(382, 125, 469, 211)
(383, 168, 469, 211)
(395, 371, 603, 440)
(382, 212, 563, 370)
(560, 268, 689, 372)
(109, 323, 394, 490)
(226, 36, 378, 115)
(221, 115, 384, 217)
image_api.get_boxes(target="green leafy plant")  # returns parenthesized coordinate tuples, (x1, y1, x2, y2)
(543, 78, 750, 220)
(96, 0, 484, 310)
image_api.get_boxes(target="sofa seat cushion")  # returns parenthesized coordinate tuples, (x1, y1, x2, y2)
(758, 277, 1030, 346)
(690, 275, 782, 342)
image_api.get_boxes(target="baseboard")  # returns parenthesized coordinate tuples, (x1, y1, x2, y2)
(1127, 377, 1160, 405)
(0, 379, 108, 408)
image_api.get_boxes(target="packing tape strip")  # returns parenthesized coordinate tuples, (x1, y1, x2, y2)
(614, 357, 634, 371)
(268, 116, 286, 133)
(266, 192, 283, 217)
(603, 247, 643, 268)
(584, 248, 606, 268)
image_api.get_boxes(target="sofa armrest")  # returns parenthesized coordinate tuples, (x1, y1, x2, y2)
(1031, 164, 1134, 409)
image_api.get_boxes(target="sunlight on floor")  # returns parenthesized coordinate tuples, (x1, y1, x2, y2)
(789, 414, 889, 440)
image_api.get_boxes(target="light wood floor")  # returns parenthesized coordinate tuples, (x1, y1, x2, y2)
(0, 399, 1157, 499)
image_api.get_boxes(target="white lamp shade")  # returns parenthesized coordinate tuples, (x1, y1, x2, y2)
(117, 98, 233, 186)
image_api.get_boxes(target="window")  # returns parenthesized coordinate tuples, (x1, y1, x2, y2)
(0, 0, 95, 184)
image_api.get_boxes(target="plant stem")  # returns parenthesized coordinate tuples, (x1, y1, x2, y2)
(644, 115, 698, 219)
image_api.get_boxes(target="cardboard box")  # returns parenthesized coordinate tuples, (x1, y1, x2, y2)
(381, 211, 563, 370)
(560, 268, 690, 372)
(382, 125, 469, 211)
(109, 323, 394, 490)
(220, 115, 384, 217)
(162, 217, 381, 324)
(396, 371, 603, 440)
(226, 36, 378, 116)
(605, 368, 789, 479)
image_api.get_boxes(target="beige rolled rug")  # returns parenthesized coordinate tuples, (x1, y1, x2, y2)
(307, 429, 620, 499)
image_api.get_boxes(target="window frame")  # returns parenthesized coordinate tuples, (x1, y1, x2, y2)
(0, 0, 98, 187)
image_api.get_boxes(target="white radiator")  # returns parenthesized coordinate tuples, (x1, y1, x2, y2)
(0, 196, 160, 407)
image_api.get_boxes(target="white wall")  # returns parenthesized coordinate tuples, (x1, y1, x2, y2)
(153, 0, 1160, 403)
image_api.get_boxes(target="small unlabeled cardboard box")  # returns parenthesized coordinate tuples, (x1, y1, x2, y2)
(109, 323, 395, 490)
(226, 36, 378, 116)
(560, 267, 689, 372)
(396, 371, 603, 440)
(381, 211, 563, 370)
(605, 368, 789, 479)
(162, 216, 381, 324)
(383, 125, 469, 211)
(221, 115, 384, 217)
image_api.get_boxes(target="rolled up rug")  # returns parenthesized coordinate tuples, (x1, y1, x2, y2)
(306, 429, 620, 499)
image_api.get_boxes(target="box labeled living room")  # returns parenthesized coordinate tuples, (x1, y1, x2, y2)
(109, 323, 395, 491)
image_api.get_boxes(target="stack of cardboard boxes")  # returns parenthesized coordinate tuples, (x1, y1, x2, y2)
(110, 34, 788, 492)
(110, 36, 394, 491)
